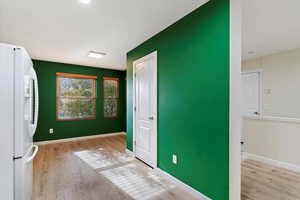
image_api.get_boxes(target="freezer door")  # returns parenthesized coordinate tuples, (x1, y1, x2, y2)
(14, 48, 36, 158)
(14, 145, 38, 200)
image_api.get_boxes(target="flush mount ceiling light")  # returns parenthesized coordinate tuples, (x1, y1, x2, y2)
(88, 51, 106, 59)
(79, 0, 91, 4)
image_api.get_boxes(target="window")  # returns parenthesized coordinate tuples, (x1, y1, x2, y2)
(103, 77, 119, 118)
(56, 73, 97, 120)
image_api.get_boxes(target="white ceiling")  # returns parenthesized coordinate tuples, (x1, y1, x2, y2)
(0, 0, 208, 70)
(242, 0, 300, 61)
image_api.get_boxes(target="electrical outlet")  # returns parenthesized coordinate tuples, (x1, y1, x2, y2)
(172, 154, 177, 165)
(49, 128, 54, 134)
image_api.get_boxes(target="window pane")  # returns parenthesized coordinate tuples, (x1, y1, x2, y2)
(58, 98, 95, 120)
(104, 98, 118, 117)
(104, 80, 118, 98)
(58, 77, 94, 98)
(56, 74, 96, 121)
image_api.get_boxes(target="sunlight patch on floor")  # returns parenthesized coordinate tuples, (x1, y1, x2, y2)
(74, 149, 178, 200)
(99, 163, 176, 200)
(74, 149, 134, 170)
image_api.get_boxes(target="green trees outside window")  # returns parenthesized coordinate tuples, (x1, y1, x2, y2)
(56, 73, 96, 120)
(103, 77, 119, 118)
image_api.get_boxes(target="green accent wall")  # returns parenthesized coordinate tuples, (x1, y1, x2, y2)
(126, 1, 229, 200)
(33, 60, 126, 142)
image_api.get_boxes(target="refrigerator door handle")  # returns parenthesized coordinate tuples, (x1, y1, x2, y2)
(26, 145, 38, 163)
(32, 68, 39, 134)
(28, 67, 39, 137)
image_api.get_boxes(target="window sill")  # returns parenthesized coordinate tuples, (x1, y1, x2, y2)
(57, 117, 96, 121)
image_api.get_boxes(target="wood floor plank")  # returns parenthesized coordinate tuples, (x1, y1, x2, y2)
(33, 134, 199, 200)
(242, 159, 300, 200)
(34, 134, 300, 200)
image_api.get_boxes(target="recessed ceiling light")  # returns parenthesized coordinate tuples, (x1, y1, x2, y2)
(88, 51, 106, 59)
(79, 0, 91, 4)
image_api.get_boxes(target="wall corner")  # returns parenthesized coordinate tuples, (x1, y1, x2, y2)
(230, 0, 242, 199)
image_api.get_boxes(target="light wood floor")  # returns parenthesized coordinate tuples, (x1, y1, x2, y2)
(34, 134, 300, 200)
(242, 159, 300, 200)
(33, 134, 198, 200)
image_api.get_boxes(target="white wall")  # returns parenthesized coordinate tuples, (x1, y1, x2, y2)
(242, 48, 300, 166)
(243, 118, 300, 166)
(243, 48, 300, 118)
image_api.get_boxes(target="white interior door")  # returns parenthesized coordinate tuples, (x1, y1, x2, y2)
(133, 51, 157, 168)
(242, 72, 261, 117)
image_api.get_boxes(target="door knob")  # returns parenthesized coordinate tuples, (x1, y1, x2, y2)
(148, 116, 154, 120)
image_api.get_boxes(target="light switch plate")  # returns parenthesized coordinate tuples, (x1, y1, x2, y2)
(49, 128, 54, 134)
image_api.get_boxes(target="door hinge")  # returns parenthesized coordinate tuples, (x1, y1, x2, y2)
(134, 106, 136, 112)
(134, 141, 136, 146)
(134, 73, 136, 77)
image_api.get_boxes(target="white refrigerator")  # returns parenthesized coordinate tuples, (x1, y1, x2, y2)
(0, 43, 39, 200)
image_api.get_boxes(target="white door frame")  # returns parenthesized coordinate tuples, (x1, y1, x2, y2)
(133, 51, 157, 168)
(230, 0, 241, 199)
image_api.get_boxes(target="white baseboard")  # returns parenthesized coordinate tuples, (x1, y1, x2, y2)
(125, 149, 134, 156)
(241, 152, 248, 161)
(243, 152, 300, 173)
(154, 168, 211, 200)
(34, 132, 126, 145)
